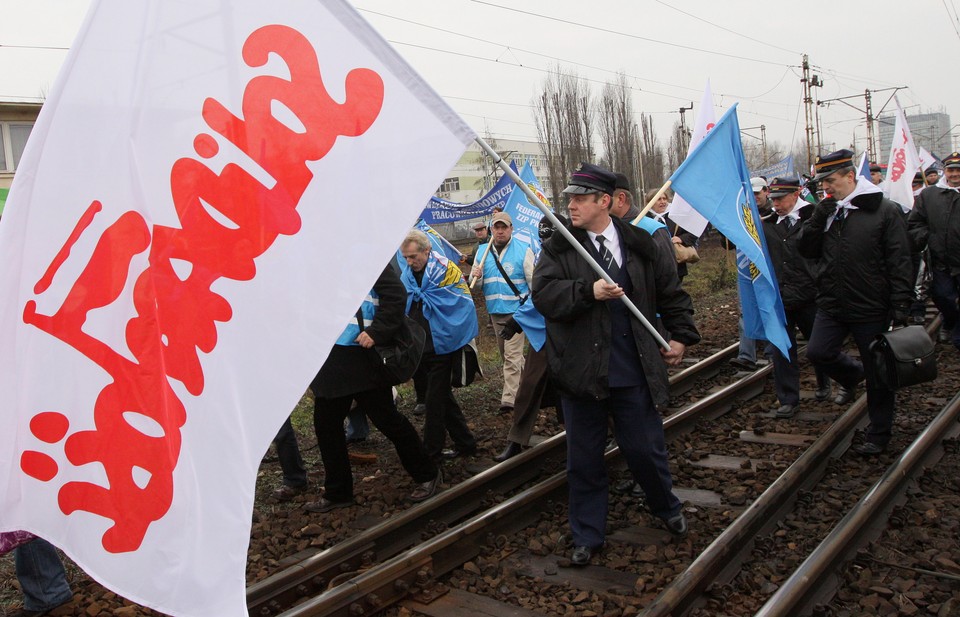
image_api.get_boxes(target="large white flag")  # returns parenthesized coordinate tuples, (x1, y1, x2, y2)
(0, 2, 474, 615)
(882, 97, 922, 209)
(665, 81, 716, 237)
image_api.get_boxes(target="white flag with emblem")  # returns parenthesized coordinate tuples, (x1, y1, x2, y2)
(882, 97, 922, 209)
(0, 1, 474, 615)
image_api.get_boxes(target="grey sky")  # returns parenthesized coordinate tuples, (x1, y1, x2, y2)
(2, 0, 958, 163)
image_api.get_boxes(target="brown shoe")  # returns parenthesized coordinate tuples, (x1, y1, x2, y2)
(304, 497, 355, 513)
(270, 484, 306, 502)
(409, 470, 442, 502)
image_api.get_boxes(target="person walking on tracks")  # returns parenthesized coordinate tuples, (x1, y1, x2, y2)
(796, 149, 913, 456)
(533, 163, 700, 566)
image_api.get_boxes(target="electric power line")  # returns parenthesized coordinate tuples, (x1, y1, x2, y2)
(652, 0, 802, 55)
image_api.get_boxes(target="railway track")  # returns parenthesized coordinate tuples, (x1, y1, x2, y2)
(248, 316, 959, 617)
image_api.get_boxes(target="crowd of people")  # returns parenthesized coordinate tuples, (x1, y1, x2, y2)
(260, 148, 960, 568)
(8, 150, 958, 615)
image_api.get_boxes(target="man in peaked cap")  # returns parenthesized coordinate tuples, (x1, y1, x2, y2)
(761, 176, 832, 418)
(908, 152, 960, 347)
(797, 149, 913, 455)
(532, 162, 700, 564)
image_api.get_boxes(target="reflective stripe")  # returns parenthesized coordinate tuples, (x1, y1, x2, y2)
(480, 239, 531, 314)
(336, 290, 379, 346)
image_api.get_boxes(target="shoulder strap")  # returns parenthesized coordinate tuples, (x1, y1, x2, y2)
(491, 247, 527, 303)
(355, 308, 365, 332)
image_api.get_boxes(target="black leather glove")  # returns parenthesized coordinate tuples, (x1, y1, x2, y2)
(892, 307, 909, 328)
(816, 196, 838, 217)
(500, 317, 522, 340)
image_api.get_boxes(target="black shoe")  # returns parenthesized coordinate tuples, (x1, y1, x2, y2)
(304, 497, 355, 513)
(494, 441, 523, 462)
(852, 442, 885, 456)
(729, 357, 758, 371)
(409, 469, 442, 502)
(413, 403, 427, 415)
(570, 545, 598, 566)
(814, 383, 832, 401)
(663, 512, 688, 537)
(833, 385, 856, 405)
(911, 315, 926, 325)
(940, 327, 954, 343)
(774, 404, 798, 419)
(345, 436, 368, 445)
(498, 404, 514, 415)
(441, 446, 476, 459)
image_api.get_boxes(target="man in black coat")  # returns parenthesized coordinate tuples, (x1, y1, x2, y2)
(761, 177, 831, 418)
(532, 163, 700, 565)
(797, 150, 914, 455)
(908, 152, 960, 348)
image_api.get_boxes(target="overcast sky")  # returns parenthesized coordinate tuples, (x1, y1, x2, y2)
(2, 0, 958, 163)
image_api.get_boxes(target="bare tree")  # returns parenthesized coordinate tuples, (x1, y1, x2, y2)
(639, 113, 665, 194)
(533, 66, 595, 214)
(597, 73, 641, 191)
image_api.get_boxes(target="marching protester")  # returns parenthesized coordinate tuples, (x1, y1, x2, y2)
(10, 539, 73, 617)
(908, 152, 960, 347)
(761, 177, 832, 418)
(270, 416, 309, 501)
(493, 216, 565, 462)
(924, 166, 941, 186)
(797, 149, 913, 455)
(463, 220, 490, 266)
(305, 264, 441, 513)
(473, 212, 535, 414)
(869, 162, 884, 186)
(727, 177, 772, 371)
(533, 163, 700, 566)
(401, 230, 480, 460)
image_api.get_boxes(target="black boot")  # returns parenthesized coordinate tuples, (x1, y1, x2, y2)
(494, 441, 523, 462)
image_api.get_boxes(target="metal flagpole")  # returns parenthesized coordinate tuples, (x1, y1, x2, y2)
(474, 137, 671, 351)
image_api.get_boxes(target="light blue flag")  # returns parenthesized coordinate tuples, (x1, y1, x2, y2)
(400, 252, 478, 355)
(501, 161, 551, 253)
(415, 218, 463, 263)
(669, 104, 791, 358)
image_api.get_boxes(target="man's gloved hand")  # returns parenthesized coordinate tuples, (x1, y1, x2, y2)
(500, 317, 522, 340)
(816, 196, 838, 217)
(892, 307, 910, 328)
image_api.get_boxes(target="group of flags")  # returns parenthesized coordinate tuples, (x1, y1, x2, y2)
(1, 1, 909, 615)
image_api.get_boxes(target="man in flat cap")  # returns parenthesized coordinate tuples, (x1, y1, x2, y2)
(908, 152, 960, 347)
(463, 220, 490, 266)
(869, 163, 884, 186)
(924, 166, 941, 186)
(761, 177, 832, 418)
(533, 162, 700, 564)
(797, 149, 913, 455)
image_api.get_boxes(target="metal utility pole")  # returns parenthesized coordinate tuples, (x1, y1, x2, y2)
(818, 86, 906, 163)
(801, 55, 823, 170)
(678, 102, 693, 152)
(864, 89, 876, 162)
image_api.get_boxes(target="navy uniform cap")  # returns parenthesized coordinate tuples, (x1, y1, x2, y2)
(563, 162, 617, 195)
(768, 176, 802, 198)
(813, 149, 856, 181)
(943, 152, 960, 169)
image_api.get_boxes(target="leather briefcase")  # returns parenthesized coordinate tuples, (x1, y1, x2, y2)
(869, 325, 937, 390)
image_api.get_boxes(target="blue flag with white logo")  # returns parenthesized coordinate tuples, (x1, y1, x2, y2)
(501, 161, 551, 253)
(669, 104, 790, 357)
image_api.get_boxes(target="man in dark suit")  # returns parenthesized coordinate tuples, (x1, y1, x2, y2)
(761, 177, 831, 418)
(533, 163, 700, 566)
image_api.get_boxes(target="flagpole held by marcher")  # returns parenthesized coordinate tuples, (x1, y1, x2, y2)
(467, 240, 492, 288)
(632, 180, 673, 225)
(474, 137, 671, 351)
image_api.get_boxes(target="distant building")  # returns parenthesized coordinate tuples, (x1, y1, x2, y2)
(877, 109, 952, 163)
(431, 138, 551, 243)
(0, 101, 42, 216)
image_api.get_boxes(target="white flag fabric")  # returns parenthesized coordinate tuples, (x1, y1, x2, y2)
(882, 97, 922, 209)
(919, 146, 936, 172)
(666, 81, 716, 237)
(0, 2, 474, 615)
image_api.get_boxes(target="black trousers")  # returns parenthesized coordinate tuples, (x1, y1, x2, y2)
(768, 305, 830, 406)
(314, 386, 436, 502)
(415, 351, 476, 459)
(806, 310, 895, 446)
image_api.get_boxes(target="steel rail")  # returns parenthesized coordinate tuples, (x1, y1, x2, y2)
(248, 341, 739, 614)
(755, 386, 960, 616)
(268, 345, 780, 616)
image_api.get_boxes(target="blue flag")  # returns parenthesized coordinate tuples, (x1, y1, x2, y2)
(421, 161, 519, 224)
(400, 252, 478, 355)
(501, 161, 551, 253)
(669, 104, 791, 357)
